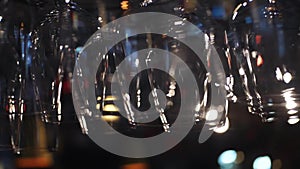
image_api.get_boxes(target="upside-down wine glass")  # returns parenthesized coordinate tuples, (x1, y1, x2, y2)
(228, 0, 300, 123)
(73, 0, 233, 142)
(30, 0, 100, 151)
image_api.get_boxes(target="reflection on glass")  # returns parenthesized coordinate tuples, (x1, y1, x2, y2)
(228, 0, 300, 122)
(0, 2, 15, 150)
(74, 0, 231, 138)
(0, 0, 54, 155)
(30, 0, 100, 150)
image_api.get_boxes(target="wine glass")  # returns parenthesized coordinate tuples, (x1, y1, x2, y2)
(228, 0, 300, 123)
(0, 0, 55, 155)
(73, 0, 231, 140)
(30, 0, 100, 151)
(0, 2, 16, 151)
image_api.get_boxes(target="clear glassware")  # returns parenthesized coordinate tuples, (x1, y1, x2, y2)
(0, 0, 16, 151)
(188, 0, 236, 133)
(228, 0, 300, 123)
(30, 0, 100, 150)
(73, 0, 231, 140)
(0, 0, 53, 155)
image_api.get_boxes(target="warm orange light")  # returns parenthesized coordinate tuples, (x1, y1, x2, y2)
(16, 155, 53, 168)
(257, 54, 264, 67)
(121, 162, 149, 169)
(121, 1, 129, 10)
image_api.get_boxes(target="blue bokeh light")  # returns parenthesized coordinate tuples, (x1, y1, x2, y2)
(218, 150, 238, 166)
(253, 156, 272, 169)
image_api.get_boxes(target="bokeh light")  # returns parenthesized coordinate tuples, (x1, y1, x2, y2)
(253, 156, 272, 169)
(218, 150, 237, 166)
